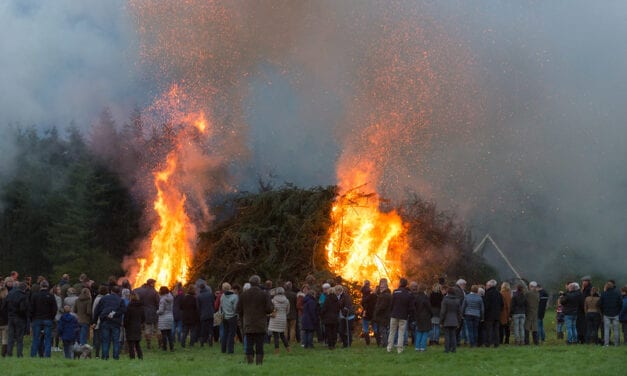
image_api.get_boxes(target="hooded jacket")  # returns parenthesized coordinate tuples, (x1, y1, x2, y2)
(124, 300, 145, 341)
(197, 286, 215, 321)
(73, 289, 92, 324)
(219, 291, 239, 319)
(57, 312, 78, 342)
(268, 294, 290, 332)
(157, 293, 174, 330)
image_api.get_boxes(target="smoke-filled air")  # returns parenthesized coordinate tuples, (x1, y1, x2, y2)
(1, 0, 626, 285)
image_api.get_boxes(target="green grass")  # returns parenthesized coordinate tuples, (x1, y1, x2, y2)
(4, 317, 626, 376)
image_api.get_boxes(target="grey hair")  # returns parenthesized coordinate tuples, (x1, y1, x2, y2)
(486, 280, 497, 288)
(249, 275, 261, 285)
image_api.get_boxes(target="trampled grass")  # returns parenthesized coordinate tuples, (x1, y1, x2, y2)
(3, 336, 625, 376)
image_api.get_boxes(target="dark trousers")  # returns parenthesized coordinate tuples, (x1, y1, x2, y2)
(7, 317, 26, 357)
(128, 340, 143, 359)
(500, 323, 510, 344)
(272, 331, 289, 349)
(444, 327, 457, 353)
(464, 315, 479, 347)
(586, 312, 601, 344)
(62, 339, 73, 359)
(303, 330, 314, 348)
(181, 324, 198, 347)
(160, 329, 174, 350)
(199, 319, 213, 346)
(485, 320, 500, 347)
(93, 328, 101, 357)
(339, 318, 353, 347)
(576, 313, 586, 344)
(245, 333, 265, 356)
(324, 323, 338, 349)
(221, 317, 237, 354)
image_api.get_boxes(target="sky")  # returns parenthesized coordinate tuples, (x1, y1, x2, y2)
(1, 0, 626, 280)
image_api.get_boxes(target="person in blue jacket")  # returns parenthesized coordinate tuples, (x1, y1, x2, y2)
(57, 305, 78, 359)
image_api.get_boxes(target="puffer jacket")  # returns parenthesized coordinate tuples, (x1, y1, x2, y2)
(462, 292, 484, 320)
(157, 293, 174, 330)
(268, 294, 289, 332)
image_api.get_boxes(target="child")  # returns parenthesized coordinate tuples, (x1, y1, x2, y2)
(57, 305, 78, 359)
(556, 292, 565, 340)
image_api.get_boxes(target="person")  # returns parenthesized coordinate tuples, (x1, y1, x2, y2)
(29, 280, 57, 357)
(524, 281, 540, 345)
(619, 285, 627, 344)
(499, 282, 512, 344)
(320, 285, 340, 350)
(537, 283, 549, 343)
(73, 287, 92, 346)
(511, 284, 527, 345)
(373, 279, 392, 348)
(237, 275, 274, 365)
(57, 305, 78, 359)
(361, 282, 378, 345)
(91, 285, 109, 358)
(599, 281, 621, 346)
(556, 292, 565, 340)
(124, 292, 145, 360)
(413, 283, 432, 352)
(63, 288, 79, 312)
(461, 285, 483, 347)
(180, 285, 200, 347)
(441, 286, 462, 353)
(134, 279, 160, 350)
(453, 279, 467, 346)
(300, 285, 318, 349)
(196, 282, 214, 347)
(584, 286, 601, 344)
(5, 282, 29, 357)
(156, 286, 174, 351)
(52, 285, 64, 352)
(560, 282, 584, 344)
(219, 282, 238, 354)
(429, 282, 445, 345)
(93, 285, 127, 360)
(283, 282, 298, 344)
(484, 279, 503, 348)
(0, 287, 8, 357)
(171, 283, 184, 344)
(579, 276, 593, 344)
(337, 285, 354, 348)
(268, 286, 290, 354)
(387, 278, 414, 354)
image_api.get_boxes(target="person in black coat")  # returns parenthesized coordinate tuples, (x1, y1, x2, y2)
(484, 280, 503, 348)
(196, 283, 214, 347)
(440, 286, 462, 353)
(373, 279, 392, 348)
(361, 285, 378, 345)
(5, 282, 29, 357)
(124, 293, 145, 360)
(320, 286, 340, 350)
(387, 278, 414, 353)
(413, 284, 432, 351)
(537, 284, 549, 342)
(28, 280, 57, 358)
(180, 286, 200, 347)
(560, 282, 584, 344)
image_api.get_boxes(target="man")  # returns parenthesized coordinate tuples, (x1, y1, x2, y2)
(537, 283, 549, 342)
(29, 280, 56, 357)
(483, 279, 503, 348)
(283, 282, 298, 344)
(361, 282, 378, 346)
(134, 279, 160, 349)
(453, 279, 467, 345)
(337, 285, 354, 348)
(373, 279, 392, 348)
(524, 281, 540, 345)
(93, 285, 127, 360)
(5, 282, 28, 357)
(197, 282, 214, 346)
(560, 282, 583, 344)
(237, 275, 273, 365)
(387, 278, 414, 354)
(599, 280, 621, 346)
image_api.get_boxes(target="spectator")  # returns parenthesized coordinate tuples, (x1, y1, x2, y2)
(73, 288, 92, 345)
(93, 285, 127, 360)
(197, 283, 215, 347)
(361, 282, 378, 346)
(237, 275, 274, 365)
(337, 285, 354, 348)
(584, 287, 601, 344)
(619, 286, 627, 344)
(524, 282, 540, 345)
(172, 282, 184, 344)
(499, 282, 512, 345)
(387, 278, 414, 354)
(219, 282, 239, 354)
(441, 286, 462, 353)
(63, 288, 79, 312)
(268, 287, 290, 354)
(91, 285, 109, 358)
(484, 279, 503, 348)
(373, 279, 392, 348)
(283, 282, 298, 344)
(6, 282, 29, 357)
(537, 283, 549, 343)
(157, 286, 174, 352)
(124, 292, 145, 360)
(300, 286, 318, 349)
(0, 287, 9, 357)
(320, 285, 340, 350)
(134, 279, 160, 350)
(599, 281, 621, 346)
(560, 282, 584, 345)
(57, 305, 78, 359)
(429, 282, 445, 345)
(180, 285, 200, 348)
(511, 284, 527, 345)
(29, 280, 57, 357)
(412, 283, 432, 352)
(579, 276, 593, 344)
(461, 285, 484, 347)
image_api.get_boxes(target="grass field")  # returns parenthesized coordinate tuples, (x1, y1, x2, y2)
(3, 321, 625, 376)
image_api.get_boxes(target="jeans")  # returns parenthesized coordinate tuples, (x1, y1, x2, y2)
(414, 330, 429, 350)
(79, 323, 90, 345)
(303, 330, 314, 348)
(272, 331, 289, 349)
(430, 321, 440, 343)
(30, 319, 53, 357)
(100, 321, 121, 360)
(62, 339, 74, 359)
(221, 317, 237, 353)
(361, 318, 378, 345)
(444, 327, 457, 352)
(603, 315, 620, 346)
(181, 324, 198, 347)
(537, 319, 545, 341)
(387, 318, 407, 352)
(565, 314, 578, 343)
(7, 317, 26, 357)
(464, 315, 480, 347)
(512, 314, 526, 343)
(173, 320, 183, 343)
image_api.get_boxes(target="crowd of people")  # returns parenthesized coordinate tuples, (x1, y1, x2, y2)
(0, 270, 625, 365)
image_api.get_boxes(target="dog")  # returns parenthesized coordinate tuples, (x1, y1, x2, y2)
(72, 343, 93, 359)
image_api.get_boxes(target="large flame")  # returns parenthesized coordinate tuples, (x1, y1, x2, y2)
(326, 159, 408, 284)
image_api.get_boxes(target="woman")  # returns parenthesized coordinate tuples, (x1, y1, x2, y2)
(157, 286, 174, 351)
(440, 286, 462, 353)
(620, 286, 627, 344)
(0, 287, 8, 357)
(172, 282, 184, 343)
(499, 282, 512, 344)
(73, 287, 92, 345)
(429, 283, 444, 345)
(584, 287, 601, 344)
(124, 292, 145, 360)
(52, 285, 64, 352)
(511, 284, 527, 345)
(180, 285, 199, 347)
(219, 282, 239, 354)
(268, 287, 291, 354)
(461, 285, 484, 348)
(413, 284, 432, 352)
(300, 285, 318, 349)
(320, 285, 340, 349)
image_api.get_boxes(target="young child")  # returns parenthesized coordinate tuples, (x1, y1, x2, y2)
(556, 292, 565, 340)
(57, 305, 79, 359)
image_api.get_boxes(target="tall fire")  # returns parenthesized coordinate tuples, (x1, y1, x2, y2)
(129, 85, 210, 288)
(326, 161, 408, 285)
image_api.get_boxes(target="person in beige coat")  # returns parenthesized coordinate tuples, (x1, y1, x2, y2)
(73, 288, 92, 345)
(268, 287, 290, 354)
(524, 282, 540, 345)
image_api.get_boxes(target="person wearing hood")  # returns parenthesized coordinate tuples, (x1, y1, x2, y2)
(124, 292, 145, 359)
(268, 287, 290, 354)
(57, 305, 78, 359)
(157, 286, 174, 351)
(73, 287, 92, 345)
(196, 282, 214, 347)
(219, 282, 239, 354)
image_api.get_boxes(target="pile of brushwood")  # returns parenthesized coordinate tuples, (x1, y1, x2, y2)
(192, 187, 494, 287)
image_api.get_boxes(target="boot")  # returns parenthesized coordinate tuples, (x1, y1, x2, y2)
(246, 355, 254, 364)
(365, 334, 370, 345)
(256, 354, 264, 365)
